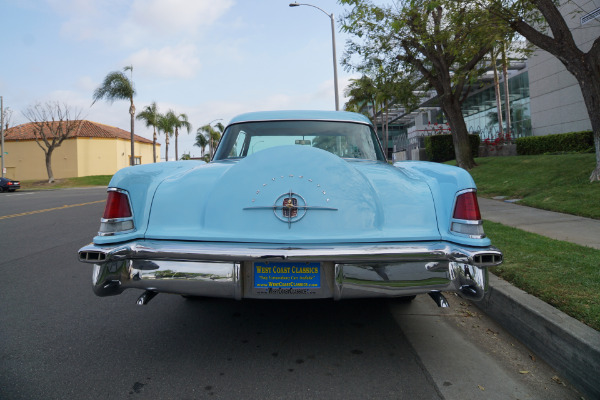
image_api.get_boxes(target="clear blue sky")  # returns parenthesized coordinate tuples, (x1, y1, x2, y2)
(1, 0, 359, 159)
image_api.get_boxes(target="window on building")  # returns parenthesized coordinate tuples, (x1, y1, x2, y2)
(129, 156, 141, 165)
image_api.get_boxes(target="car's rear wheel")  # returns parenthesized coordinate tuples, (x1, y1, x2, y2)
(0, 187, 5, 193)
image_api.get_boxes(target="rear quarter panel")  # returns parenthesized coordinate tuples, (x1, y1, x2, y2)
(393, 161, 491, 247)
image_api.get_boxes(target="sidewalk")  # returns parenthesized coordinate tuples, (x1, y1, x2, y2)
(476, 197, 600, 400)
(479, 197, 600, 249)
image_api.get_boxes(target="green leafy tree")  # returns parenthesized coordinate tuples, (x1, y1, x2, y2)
(173, 113, 192, 161)
(136, 102, 160, 163)
(92, 66, 137, 166)
(484, 0, 600, 181)
(341, 0, 511, 169)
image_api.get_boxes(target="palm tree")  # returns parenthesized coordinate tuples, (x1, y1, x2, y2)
(344, 75, 378, 128)
(173, 113, 192, 161)
(211, 122, 225, 156)
(197, 124, 214, 158)
(136, 102, 160, 163)
(194, 128, 209, 157)
(158, 110, 177, 161)
(198, 122, 223, 158)
(92, 65, 137, 166)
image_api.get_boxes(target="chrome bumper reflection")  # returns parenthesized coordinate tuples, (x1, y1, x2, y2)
(79, 240, 501, 302)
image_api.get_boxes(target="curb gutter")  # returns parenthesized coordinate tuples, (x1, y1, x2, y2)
(475, 274, 600, 400)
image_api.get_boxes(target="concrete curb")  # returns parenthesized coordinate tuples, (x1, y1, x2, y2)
(475, 274, 600, 399)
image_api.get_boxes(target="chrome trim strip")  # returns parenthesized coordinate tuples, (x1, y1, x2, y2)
(226, 118, 373, 127)
(452, 219, 483, 225)
(244, 190, 338, 228)
(79, 240, 502, 267)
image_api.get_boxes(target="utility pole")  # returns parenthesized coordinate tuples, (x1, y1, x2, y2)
(1, 96, 4, 178)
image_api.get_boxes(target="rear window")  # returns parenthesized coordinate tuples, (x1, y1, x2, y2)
(213, 120, 385, 161)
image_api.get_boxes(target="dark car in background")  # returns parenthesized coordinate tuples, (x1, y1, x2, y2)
(0, 177, 20, 192)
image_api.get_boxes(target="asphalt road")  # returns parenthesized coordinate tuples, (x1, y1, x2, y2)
(0, 188, 582, 399)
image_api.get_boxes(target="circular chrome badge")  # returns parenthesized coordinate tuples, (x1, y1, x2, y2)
(273, 191, 307, 224)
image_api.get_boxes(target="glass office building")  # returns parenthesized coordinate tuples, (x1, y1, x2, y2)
(374, 69, 532, 158)
(462, 71, 531, 141)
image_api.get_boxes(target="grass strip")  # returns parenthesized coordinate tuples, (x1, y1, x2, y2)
(466, 154, 600, 219)
(485, 220, 600, 331)
(20, 175, 112, 190)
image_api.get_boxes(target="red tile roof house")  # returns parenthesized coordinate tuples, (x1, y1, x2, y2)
(3, 120, 159, 180)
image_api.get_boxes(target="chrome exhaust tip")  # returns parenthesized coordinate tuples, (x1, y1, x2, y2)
(79, 250, 107, 263)
(428, 291, 450, 308)
(136, 290, 158, 306)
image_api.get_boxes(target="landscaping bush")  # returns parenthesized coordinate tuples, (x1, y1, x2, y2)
(516, 131, 593, 155)
(425, 134, 480, 163)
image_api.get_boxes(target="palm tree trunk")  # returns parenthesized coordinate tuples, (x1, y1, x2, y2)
(153, 129, 157, 163)
(385, 101, 389, 159)
(502, 43, 511, 135)
(166, 136, 170, 162)
(129, 101, 135, 166)
(175, 128, 179, 161)
(491, 49, 504, 136)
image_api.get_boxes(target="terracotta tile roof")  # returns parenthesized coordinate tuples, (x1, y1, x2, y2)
(4, 120, 153, 144)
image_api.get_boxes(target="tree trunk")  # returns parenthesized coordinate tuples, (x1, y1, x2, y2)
(165, 136, 170, 162)
(45, 148, 54, 183)
(153, 129, 157, 163)
(381, 103, 387, 159)
(491, 49, 504, 136)
(551, 48, 600, 181)
(573, 64, 600, 181)
(384, 101, 389, 159)
(441, 97, 475, 170)
(175, 128, 179, 161)
(508, 0, 600, 180)
(129, 102, 135, 166)
(502, 43, 511, 135)
(372, 101, 378, 135)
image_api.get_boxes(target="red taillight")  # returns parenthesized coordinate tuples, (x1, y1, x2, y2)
(103, 191, 132, 219)
(453, 191, 481, 221)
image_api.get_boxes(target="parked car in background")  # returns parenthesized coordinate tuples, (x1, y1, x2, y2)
(78, 110, 502, 307)
(0, 177, 20, 192)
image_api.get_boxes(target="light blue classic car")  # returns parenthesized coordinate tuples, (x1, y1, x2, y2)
(79, 110, 502, 307)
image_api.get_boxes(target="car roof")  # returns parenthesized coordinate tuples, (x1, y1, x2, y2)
(227, 110, 373, 127)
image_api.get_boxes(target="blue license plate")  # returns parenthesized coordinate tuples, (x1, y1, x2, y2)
(254, 262, 320, 289)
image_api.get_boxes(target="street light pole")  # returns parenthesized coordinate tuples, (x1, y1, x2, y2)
(1, 96, 4, 178)
(289, 2, 340, 111)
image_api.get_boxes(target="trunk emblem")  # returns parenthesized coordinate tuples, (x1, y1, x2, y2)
(244, 190, 337, 228)
(282, 197, 298, 218)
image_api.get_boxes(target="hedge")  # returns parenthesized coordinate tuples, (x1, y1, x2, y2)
(516, 131, 594, 155)
(424, 134, 481, 163)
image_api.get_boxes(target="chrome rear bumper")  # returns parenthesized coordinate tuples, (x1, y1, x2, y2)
(79, 240, 502, 303)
